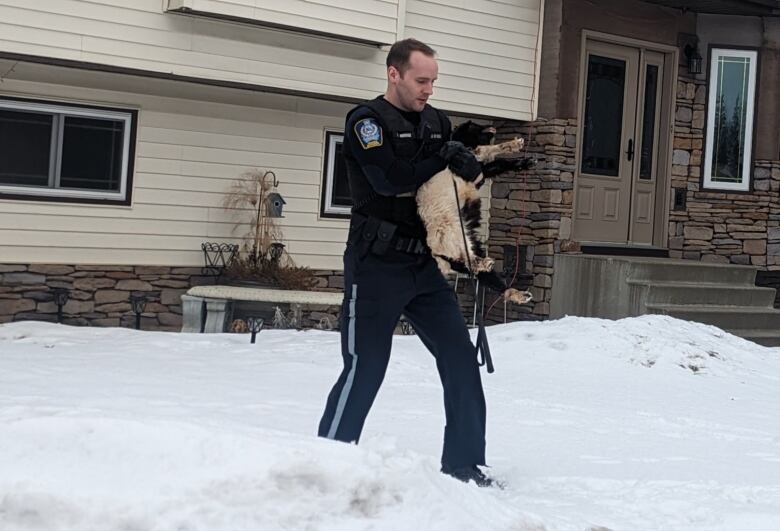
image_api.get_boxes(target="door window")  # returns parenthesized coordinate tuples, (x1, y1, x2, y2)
(581, 55, 626, 177)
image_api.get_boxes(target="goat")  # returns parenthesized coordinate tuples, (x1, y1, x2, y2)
(416, 121, 534, 305)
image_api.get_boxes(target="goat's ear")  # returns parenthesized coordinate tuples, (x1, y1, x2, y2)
(453, 120, 474, 133)
(452, 120, 482, 147)
(451, 121, 467, 142)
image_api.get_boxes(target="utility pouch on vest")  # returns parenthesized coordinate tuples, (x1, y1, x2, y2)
(371, 220, 397, 256)
(355, 216, 380, 258)
(350, 214, 398, 257)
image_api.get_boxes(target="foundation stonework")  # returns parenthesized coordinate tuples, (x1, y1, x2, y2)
(0, 264, 344, 331)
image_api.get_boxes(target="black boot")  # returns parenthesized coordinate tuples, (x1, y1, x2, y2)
(441, 465, 494, 488)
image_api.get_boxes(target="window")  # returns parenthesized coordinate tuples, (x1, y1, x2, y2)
(639, 64, 659, 181)
(0, 98, 136, 204)
(703, 48, 758, 192)
(581, 54, 626, 177)
(320, 130, 351, 218)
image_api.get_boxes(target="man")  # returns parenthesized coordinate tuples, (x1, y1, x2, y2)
(317, 38, 493, 487)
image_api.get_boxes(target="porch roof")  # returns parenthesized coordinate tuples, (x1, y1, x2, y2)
(641, 0, 780, 16)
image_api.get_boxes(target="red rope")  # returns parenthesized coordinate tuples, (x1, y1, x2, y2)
(485, 128, 532, 320)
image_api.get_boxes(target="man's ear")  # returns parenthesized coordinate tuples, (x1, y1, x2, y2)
(388, 65, 400, 83)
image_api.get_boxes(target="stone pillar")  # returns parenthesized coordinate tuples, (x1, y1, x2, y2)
(489, 117, 577, 321)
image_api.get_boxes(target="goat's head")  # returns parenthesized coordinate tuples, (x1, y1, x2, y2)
(452, 120, 496, 149)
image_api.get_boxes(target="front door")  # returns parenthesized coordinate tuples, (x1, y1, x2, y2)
(573, 39, 669, 246)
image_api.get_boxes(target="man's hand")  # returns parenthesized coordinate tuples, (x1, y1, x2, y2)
(439, 140, 467, 161)
(448, 150, 482, 182)
(439, 141, 482, 181)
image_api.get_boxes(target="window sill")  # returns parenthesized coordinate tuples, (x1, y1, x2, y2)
(320, 210, 351, 220)
(0, 189, 131, 206)
(699, 185, 752, 195)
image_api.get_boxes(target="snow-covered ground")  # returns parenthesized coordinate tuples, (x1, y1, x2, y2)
(1, 316, 780, 531)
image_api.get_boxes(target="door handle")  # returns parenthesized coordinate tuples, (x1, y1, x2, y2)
(626, 139, 634, 161)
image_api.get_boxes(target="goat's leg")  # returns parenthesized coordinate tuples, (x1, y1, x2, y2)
(471, 255, 495, 273)
(476, 270, 533, 305)
(473, 138, 524, 163)
(434, 255, 453, 275)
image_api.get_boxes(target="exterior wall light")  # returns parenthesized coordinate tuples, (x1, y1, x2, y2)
(685, 44, 703, 75)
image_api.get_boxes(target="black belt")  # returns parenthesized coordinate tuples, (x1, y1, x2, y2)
(393, 235, 428, 255)
(351, 213, 429, 256)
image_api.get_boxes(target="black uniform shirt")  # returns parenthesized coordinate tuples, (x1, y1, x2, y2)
(343, 99, 449, 197)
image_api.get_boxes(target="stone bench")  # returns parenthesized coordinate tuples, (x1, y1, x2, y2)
(181, 285, 343, 333)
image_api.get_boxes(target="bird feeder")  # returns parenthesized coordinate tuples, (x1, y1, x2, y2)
(267, 192, 286, 218)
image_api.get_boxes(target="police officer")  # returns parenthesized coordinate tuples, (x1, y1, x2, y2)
(317, 38, 493, 487)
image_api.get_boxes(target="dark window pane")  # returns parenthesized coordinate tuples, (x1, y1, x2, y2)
(60, 116, 124, 191)
(0, 109, 52, 187)
(581, 55, 626, 177)
(711, 55, 751, 183)
(639, 65, 659, 180)
(331, 140, 351, 207)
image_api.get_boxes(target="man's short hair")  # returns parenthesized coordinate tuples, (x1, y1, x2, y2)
(386, 38, 436, 75)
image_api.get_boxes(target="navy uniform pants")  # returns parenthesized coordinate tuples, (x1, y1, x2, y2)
(317, 242, 487, 470)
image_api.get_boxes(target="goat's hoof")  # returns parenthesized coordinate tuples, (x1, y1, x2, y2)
(500, 138, 524, 153)
(474, 256, 494, 273)
(504, 288, 533, 304)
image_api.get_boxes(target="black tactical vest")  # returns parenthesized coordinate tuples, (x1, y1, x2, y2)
(345, 97, 448, 235)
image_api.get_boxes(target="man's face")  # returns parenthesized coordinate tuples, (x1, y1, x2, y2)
(388, 51, 438, 112)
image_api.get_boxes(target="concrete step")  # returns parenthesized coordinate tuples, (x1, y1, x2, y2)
(627, 259, 758, 285)
(731, 329, 780, 347)
(629, 280, 777, 307)
(550, 254, 770, 321)
(646, 303, 780, 331)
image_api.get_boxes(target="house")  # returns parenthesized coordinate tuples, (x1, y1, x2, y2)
(0, 0, 543, 329)
(3, 0, 779, 337)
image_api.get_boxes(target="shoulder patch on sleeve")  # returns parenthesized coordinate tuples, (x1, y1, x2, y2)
(354, 117, 383, 150)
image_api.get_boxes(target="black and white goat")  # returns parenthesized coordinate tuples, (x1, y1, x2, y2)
(416, 121, 534, 305)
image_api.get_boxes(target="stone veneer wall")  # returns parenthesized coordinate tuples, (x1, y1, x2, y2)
(668, 69, 780, 267)
(486, 118, 578, 323)
(1, 259, 542, 331)
(0, 264, 344, 331)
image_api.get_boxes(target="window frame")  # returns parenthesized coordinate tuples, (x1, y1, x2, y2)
(0, 97, 137, 205)
(702, 46, 759, 193)
(319, 129, 351, 219)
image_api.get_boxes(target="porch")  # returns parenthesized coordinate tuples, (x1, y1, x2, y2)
(489, 0, 780, 323)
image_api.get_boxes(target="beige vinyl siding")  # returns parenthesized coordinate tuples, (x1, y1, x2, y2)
(0, 0, 540, 120)
(404, 0, 541, 119)
(167, 0, 399, 45)
(0, 75, 493, 269)
(0, 76, 352, 269)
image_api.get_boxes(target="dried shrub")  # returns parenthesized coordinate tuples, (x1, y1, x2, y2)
(221, 169, 316, 290)
(223, 251, 317, 290)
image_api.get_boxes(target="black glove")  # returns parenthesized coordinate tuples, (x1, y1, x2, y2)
(448, 150, 482, 182)
(481, 157, 535, 178)
(438, 140, 466, 161)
